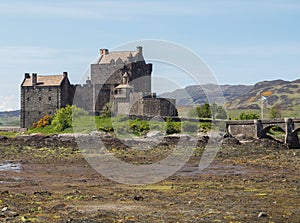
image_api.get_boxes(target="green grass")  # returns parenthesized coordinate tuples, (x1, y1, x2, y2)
(0, 131, 19, 138)
(0, 117, 20, 126)
(26, 125, 74, 135)
(26, 115, 212, 136)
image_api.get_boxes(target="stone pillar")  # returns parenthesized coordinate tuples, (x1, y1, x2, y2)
(254, 119, 264, 138)
(285, 118, 300, 148)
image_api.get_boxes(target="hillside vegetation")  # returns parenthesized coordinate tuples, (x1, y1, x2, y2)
(160, 79, 300, 113)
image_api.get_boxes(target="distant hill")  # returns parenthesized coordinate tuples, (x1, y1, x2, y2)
(0, 110, 20, 118)
(228, 79, 300, 109)
(160, 84, 253, 107)
(0, 110, 20, 126)
(160, 79, 300, 110)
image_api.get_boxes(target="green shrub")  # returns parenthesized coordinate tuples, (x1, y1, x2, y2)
(129, 119, 150, 136)
(51, 105, 88, 131)
(199, 122, 212, 133)
(165, 118, 181, 134)
(197, 103, 212, 119)
(270, 106, 281, 119)
(239, 112, 260, 120)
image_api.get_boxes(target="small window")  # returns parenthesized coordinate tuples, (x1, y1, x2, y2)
(39, 111, 41, 115)
(49, 111, 52, 115)
(39, 97, 41, 101)
(26, 97, 30, 101)
(27, 111, 30, 115)
(48, 97, 52, 101)
(48, 88, 52, 92)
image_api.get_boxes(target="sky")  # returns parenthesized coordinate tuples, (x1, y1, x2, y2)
(0, 0, 300, 111)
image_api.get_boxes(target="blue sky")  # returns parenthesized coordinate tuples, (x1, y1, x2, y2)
(0, 0, 300, 110)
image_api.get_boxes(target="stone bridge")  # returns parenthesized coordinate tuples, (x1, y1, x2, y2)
(226, 118, 300, 148)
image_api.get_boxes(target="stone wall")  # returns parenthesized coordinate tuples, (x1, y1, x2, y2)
(94, 84, 113, 114)
(227, 124, 256, 138)
(91, 61, 152, 94)
(21, 86, 61, 128)
(72, 83, 94, 113)
(134, 97, 177, 117)
(21, 76, 75, 128)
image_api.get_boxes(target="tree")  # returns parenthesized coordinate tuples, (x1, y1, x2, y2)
(197, 103, 212, 119)
(239, 112, 260, 120)
(270, 106, 281, 119)
(210, 103, 227, 119)
(51, 105, 88, 131)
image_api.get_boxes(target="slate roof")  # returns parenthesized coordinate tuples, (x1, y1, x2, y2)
(97, 50, 142, 64)
(22, 75, 65, 87)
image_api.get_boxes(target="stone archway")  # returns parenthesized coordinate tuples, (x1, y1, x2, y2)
(260, 125, 285, 142)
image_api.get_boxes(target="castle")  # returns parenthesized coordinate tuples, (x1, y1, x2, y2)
(20, 46, 177, 128)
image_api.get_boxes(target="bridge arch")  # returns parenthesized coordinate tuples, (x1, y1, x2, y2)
(260, 125, 285, 141)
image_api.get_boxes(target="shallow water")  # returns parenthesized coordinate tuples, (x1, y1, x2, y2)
(0, 162, 21, 172)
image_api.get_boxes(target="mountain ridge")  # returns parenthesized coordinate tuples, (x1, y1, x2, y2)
(160, 79, 300, 110)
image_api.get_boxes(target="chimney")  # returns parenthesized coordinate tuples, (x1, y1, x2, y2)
(63, 71, 68, 78)
(100, 49, 109, 55)
(32, 73, 37, 86)
(24, 73, 30, 79)
(137, 46, 142, 55)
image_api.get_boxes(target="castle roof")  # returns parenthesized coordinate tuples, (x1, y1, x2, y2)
(96, 47, 144, 65)
(21, 75, 66, 87)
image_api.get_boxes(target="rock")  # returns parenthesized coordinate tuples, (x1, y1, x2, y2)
(52, 203, 67, 211)
(1, 207, 19, 218)
(146, 131, 165, 138)
(197, 132, 207, 137)
(236, 134, 247, 139)
(133, 195, 143, 201)
(1, 191, 9, 195)
(6, 211, 19, 217)
(34, 191, 52, 196)
(222, 137, 241, 146)
(1, 206, 8, 212)
(258, 212, 267, 218)
(0, 136, 8, 140)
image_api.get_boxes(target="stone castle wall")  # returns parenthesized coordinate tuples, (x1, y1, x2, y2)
(21, 86, 61, 128)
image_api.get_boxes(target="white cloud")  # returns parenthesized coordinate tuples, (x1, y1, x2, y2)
(0, 95, 18, 111)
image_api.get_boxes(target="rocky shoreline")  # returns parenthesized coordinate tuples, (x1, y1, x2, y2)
(0, 131, 288, 150)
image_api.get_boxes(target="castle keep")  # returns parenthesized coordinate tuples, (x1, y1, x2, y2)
(20, 72, 74, 128)
(20, 46, 177, 128)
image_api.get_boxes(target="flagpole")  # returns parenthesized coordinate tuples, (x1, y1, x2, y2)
(261, 96, 264, 119)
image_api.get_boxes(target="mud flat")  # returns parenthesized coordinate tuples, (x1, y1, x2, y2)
(0, 133, 299, 222)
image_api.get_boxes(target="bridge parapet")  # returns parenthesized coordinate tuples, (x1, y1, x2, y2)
(226, 118, 300, 148)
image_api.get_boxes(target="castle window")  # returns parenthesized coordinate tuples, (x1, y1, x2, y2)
(27, 111, 30, 115)
(26, 97, 30, 101)
(48, 97, 52, 101)
(38, 97, 41, 101)
(49, 111, 52, 115)
(39, 111, 41, 115)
